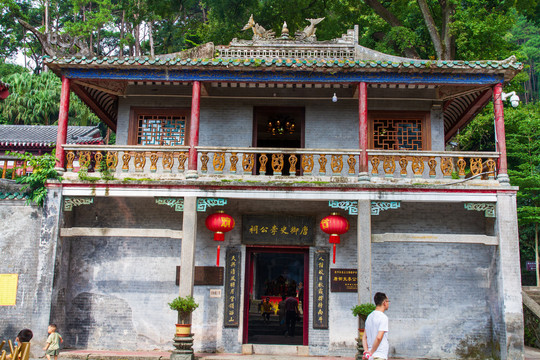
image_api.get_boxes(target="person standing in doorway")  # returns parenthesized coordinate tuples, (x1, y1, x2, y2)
(284, 291, 299, 337)
(362, 292, 390, 360)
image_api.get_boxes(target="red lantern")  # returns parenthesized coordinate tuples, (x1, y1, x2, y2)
(320, 213, 349, 264)
(205, 211, 235, 266)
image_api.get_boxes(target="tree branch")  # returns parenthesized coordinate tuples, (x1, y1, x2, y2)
(417, 0, 444, 59)
(364, 0, 420, 59)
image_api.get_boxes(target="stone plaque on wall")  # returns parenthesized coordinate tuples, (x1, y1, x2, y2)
(313, 251, 329, 329)
(175, 266, 224, 286)
(330, 269, 358, 292)
(224, 248, 241, 327)
(242, 215, 315, 245)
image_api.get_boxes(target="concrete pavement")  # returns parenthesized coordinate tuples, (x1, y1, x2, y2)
(50, 346, 540, 360)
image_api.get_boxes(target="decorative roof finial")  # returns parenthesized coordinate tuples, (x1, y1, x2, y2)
(295, 17, 325, 41)
(280, 22, 289, 39)
(242, 14, 275, 41)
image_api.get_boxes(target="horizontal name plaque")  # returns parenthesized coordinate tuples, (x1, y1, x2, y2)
(330, 268, 358, 292)
(242, 215, 315, 246)
(176, 266, 224, 286)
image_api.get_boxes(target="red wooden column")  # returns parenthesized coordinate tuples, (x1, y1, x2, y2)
(358, 82, 369, 180)
(187, 81, 201, 177)
(55, 76, 70, 170)
(493, 83, 509, 183)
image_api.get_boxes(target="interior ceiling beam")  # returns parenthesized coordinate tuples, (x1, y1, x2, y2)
(122, 94, 437, 101)
(444, 89, 493, 143)
(73, 80, 126, 96)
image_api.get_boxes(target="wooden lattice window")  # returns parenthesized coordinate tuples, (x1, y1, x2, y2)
(129, 108, 189, 146)
(369, 112, 430, 151)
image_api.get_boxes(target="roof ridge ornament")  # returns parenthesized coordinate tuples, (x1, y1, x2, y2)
(295, 17, 325, 42)
(280, 22, 290, 39)
(242, 14, 275, 41)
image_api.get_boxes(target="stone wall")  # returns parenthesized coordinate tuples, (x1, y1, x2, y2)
(0, 188, 522, 358)
(0, 195, 42, 342)
(0, 182, 62, 355)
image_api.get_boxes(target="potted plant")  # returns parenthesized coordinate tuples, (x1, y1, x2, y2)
(169, 295, 199, 337)
(352, 303, 376, 339)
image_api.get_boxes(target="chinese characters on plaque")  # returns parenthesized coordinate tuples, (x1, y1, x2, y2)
(313, 251, 329, 329)
(330, 269, 358, 292)
(224, 248, 241, 327)
(242, 215, 315, 246)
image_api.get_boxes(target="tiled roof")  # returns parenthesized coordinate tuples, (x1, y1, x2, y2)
(0, 192, 30, 200)
(44, 56, 522, 71)
(0, 125, 103, 148)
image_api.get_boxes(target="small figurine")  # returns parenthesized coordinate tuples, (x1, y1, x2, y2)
(280, 22, 289, 39)
(295, 17, 325, 41)
(242, 15, 275, 41)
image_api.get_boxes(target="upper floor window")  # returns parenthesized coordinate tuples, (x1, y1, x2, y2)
(129, 108, 188, 145)
(369, 111, 430, 150)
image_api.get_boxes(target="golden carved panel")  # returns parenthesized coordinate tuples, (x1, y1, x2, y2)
(272, 154, 284, 173)
(242, 154, 255, 172)
(213, 152, 226, 172)
(331, 155, 343, 174)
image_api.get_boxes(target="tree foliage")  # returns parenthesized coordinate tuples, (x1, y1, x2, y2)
(0, 70, 99, 125)
(456, 102, 540, 285)
(9, 151, 62, 206)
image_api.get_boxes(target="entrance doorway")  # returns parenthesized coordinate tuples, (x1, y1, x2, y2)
(243, 247, 309, 345)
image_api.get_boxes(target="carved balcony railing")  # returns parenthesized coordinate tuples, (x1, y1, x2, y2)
(367, 150, 499, 179)
(0, 154, 29, 180)
(196, 147, 361, 177)
(63, 145, 190, 174)
(61, 145, 500, 183)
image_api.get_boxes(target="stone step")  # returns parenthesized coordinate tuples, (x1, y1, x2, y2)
(243, 344, 309, 356)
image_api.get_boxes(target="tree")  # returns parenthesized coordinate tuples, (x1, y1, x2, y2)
(0, 71, 99, 125)
(510, 15, 540, 103)
(360, 0, 519, 60)
(505, 104, 540, 285)
(456, 102, 540, 285)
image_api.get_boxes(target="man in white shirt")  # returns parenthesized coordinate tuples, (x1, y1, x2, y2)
(362, 292, 390, 360)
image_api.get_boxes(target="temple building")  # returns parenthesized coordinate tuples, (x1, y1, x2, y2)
(0, 19, 524, 359)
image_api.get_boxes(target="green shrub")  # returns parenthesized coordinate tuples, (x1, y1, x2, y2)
(351, 303, 376, 321)
(168, 295, 199, 316)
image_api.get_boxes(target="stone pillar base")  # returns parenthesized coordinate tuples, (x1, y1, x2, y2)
(358, 172, 370, 183)
(356, 337, 364, 360)
(54, 167, 65, 176)
(185, 170, 198, 179)
(171, 335, 194, 360)
(497, 174, 510, 184)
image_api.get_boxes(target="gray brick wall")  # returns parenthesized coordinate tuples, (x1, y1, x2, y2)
(372, 242, 496, 359)
(2, 191, 518, 358)
(372, 201, 490, 235)
(0, 200, 42, 341)
(55, 235, 181, 349)
(115, 96, 443, 149)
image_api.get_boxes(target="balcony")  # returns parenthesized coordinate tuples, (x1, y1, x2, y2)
(0, 154, 29, 180)
(61, 145, 501, 186)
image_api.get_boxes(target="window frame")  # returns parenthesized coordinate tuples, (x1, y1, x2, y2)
(368, 111, 431, 151)
(128, 107, 190, 146)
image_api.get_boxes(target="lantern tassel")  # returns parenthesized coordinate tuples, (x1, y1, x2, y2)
(216, 245, 221, 267)
(333, 244, 336, 264)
